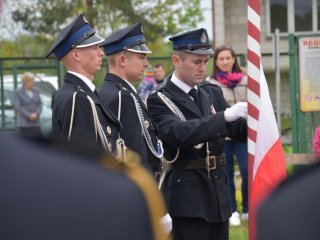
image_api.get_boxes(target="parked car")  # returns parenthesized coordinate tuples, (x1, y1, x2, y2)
(0, 74, 58, 135)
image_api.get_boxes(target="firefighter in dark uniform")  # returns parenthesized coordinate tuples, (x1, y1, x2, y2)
(257, 162, 320, 240)
(146, 28, 248, 240)
(98, 23, 163, 175)
(47, 14, 125, 159)
(0, 133, 171, 240)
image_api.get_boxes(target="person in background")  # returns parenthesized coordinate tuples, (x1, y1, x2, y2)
(47, 14, 124, 158)
(14, 72, 43, 137)
(147, 28, 247, 240)
(153, 63, 168, 89)
(313, 126, 320, 159)
(137, 66, 157, 101)
(138, 63, 168, 101)
(209, 45, 248, 226)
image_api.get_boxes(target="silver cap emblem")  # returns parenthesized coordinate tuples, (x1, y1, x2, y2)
(82, 16, 89, 24)
(200, 32, 207, 44)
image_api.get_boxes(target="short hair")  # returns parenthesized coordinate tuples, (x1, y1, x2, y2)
(107, 51, 133, 67)
(213, 45, 242, 76)
(173, 50, 187, 61)
(21, 72, 35, 83)
(153, 63, 164, 69)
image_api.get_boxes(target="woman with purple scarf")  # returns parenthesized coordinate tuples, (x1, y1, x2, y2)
(209, 45, 248, 227)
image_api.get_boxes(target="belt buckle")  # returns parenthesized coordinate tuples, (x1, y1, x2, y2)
(206, 156, 217, 171)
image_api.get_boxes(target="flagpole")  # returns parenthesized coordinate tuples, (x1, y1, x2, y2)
(247, 1, 261, 240)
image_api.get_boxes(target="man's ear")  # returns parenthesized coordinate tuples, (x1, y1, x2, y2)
(72, 49, 81, 62)
(172, 54, 181, 66)
(117, 54, 126, 68)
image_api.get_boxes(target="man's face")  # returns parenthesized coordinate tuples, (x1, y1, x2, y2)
(175, 53, 209, 87)
(154, 66, 166, 81)
(76, 44, 104, 76)
(124, 51, 149, 82)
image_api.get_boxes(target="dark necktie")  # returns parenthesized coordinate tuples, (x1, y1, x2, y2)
(188, 88, 200, 108)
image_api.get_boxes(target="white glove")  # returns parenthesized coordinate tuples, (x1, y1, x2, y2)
(160, 213, 172, 233)
(224, 102, 247, 122)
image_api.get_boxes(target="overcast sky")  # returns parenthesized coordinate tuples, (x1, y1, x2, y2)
(197, 0, 213, 38)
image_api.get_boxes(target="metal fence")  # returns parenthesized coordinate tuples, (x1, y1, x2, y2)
(0, 54, 294, 141)
(289, 34, 320, 153)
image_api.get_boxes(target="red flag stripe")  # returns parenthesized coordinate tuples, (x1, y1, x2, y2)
(247, 49, 260, 69)
(248, 102, 259, 120)
(248, 127, 257, 143)
(248, 21, 261, 45)
(248, 0, 260, 15)
(248, 76, 260, 96)
(249, 138, 287, 240)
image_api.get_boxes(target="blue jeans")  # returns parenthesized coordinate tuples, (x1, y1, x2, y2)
(224, 140, 248, 213)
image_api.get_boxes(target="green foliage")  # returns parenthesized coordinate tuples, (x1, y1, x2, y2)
(283, 145, 293, 154)
(286, 164, 295, 176)
(11, 0, 203, 43)
(0, 34, 52, 58)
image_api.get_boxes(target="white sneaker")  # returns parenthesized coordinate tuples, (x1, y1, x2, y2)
(242, 213, 249, 222)
(229, 211, 241, 226)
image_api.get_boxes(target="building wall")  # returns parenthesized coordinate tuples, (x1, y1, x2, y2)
(215, 0, 289, 54)
(213, 0, 291, 116)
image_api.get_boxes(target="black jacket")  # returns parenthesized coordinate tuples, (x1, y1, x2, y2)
(0, 134, 154, 240)
(52, 72, 121, 153)
(257, 162, 320, 240)
(99, 73, 161, 173)
(147, 79, 247, 223)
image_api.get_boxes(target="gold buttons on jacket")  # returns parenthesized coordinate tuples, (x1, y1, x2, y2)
(106, 126, 112, 134)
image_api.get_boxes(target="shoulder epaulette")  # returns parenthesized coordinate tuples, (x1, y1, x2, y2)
(75, 85, 85, 93)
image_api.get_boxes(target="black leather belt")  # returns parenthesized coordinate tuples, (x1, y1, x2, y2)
(168, 154, 226, 171)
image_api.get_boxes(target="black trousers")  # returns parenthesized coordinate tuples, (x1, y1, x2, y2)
(172, 217, 229, 240)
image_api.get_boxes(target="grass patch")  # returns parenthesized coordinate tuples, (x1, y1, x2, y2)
(229, 172, 248, 240)
(230, 223, 248, 240)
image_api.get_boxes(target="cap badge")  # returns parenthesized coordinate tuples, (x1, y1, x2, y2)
(141, 25, 144, 33)
(82, 16, 89, 23)
(200, 32, 207, 44)
(106, 126, 112, 134)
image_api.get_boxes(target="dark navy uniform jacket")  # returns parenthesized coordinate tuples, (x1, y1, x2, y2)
(0, 134, 154, 240)
(257, 162, 320, 240)
(99, 73, 161, 173)
(52, 72, 121, 152)
(147, 79, 247, 223)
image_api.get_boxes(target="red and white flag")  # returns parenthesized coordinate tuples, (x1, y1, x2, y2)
(248, 65, 287, 240)
(247, 1, 287, 239)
